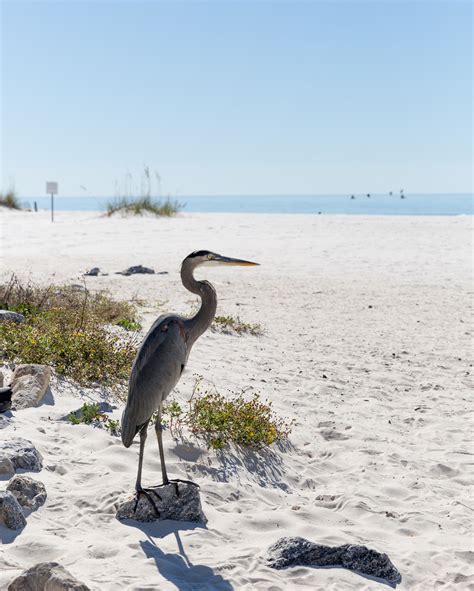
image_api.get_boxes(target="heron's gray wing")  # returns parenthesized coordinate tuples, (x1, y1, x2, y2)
(121, 316, 187, 446)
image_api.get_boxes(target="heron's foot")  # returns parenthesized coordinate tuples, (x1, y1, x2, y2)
(134, 487, 162, 516)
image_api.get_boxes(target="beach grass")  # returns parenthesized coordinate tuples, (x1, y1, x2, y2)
(0, 190, 21, 210)
(212, 315, 263, 336)
(107, 165, 184, 217)
(105, 195, 183, 217)
(0, 276, 139, 386)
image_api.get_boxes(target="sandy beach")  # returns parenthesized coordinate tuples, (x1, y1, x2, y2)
(0, 210, 472, 590)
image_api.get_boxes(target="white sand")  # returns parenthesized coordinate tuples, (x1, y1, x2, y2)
(0, 210, 472, 590)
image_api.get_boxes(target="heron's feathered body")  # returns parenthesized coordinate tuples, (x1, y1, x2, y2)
(121, 314, 187, 447)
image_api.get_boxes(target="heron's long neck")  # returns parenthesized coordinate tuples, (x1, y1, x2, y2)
(181, 263, 217, 345)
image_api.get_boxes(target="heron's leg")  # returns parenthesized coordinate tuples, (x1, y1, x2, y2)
(155, 407, 169, 486)
(135, 420, 149, 492)
(134, 421, 161, 516)
(154, 408, 199, 496)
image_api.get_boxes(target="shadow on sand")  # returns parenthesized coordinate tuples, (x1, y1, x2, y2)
(0, 523, 24, 544)
(175, 438, 294, 493)
(137, 527, 234, 591)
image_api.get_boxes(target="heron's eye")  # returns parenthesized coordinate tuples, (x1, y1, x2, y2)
(207, 254, 212, 260)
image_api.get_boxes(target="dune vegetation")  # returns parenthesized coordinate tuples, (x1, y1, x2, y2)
(0, 190, 21, 209)
(106, 166, 183, 217)
(0, 276, 139, 386)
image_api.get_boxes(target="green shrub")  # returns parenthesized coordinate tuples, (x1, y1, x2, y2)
(115, 318, 142, 331)
(68, 402, 120, 435)
(0, 277, 138, 386)
(0, 275, 135, 323)
(212, 315, 263, 336)
(0, 190, 21, 209)
(162, 378, 292, 450)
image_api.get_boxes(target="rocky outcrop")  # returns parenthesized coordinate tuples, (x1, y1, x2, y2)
(116, 481, 206, 523)
(7, 475, 47, 511)
(0, 310, 25, 324)
(0, 438, 43, 475)
(0, 491, 26, 530)
(8, 562, 90, 591)
(265, 536, 401, 585)
(11, 364, 51, 410)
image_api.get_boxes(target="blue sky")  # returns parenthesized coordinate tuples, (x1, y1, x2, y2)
(1, 0, 472, 197)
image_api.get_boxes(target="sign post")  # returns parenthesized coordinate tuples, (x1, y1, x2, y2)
(46, 182, 58, 222)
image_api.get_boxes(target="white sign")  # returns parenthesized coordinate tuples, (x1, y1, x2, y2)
(46, 181, 58, 195)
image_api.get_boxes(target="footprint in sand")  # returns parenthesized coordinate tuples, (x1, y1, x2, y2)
(430, 463, 459, 478)
(320, 428, 350, 441)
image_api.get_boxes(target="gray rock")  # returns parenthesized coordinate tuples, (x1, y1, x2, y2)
(0, 415, 11, 429)
(0, 457, 15, 477)
(8, 562, 90, 591)
(116, 265, 155, 276)
(265, 536, 401, 585)
(7, 475, 47, 510)
(0, 491, 26, 530)
(0, 371, 3, 387)
(84, 267, 100, 276)
(11, 364, 51, 410)
(116, 482, 206, 523)
(0, 310, 25, 324)
(0, 438, 43, 473)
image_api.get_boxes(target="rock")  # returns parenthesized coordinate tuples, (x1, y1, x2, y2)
(0, 310, 25, 324)
(0, 415, 11, 430)
(265, 536, 401, 585)
(0, 386, 12, 413)
(84, 267, 100, 276)
(8, 562, 90, 591)
(11, 364, 51, 410)
(116, 482, 206, 523)
(0, 438, 43, 473)
(0, 371, 3, 387)
(7, 475, 47, 510)
(0, 457, 15, 476)
(116, 265, 155, 276)
(0, 491, 26, 530)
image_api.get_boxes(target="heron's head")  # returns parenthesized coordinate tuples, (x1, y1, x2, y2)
(183, 250, 259, 269)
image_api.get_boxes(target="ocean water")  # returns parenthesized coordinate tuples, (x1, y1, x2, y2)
(20, 193, 473, 216)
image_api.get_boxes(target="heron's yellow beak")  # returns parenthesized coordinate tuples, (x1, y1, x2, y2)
(214, 255, 259, 266)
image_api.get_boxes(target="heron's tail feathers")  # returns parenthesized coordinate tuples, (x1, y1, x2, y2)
(121, 407, 139, 448)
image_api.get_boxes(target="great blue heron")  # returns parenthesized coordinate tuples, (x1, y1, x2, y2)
(121, 250, 258, 507)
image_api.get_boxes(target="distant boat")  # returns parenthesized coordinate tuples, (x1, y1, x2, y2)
(350, 195, 355, 199)
(366, 193, 371, 198)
